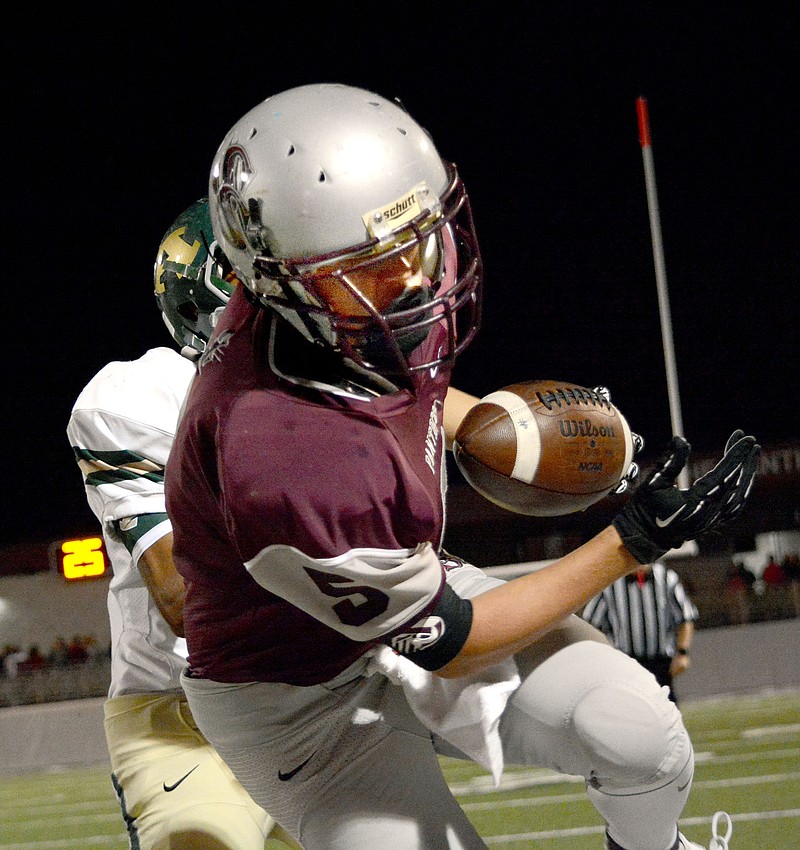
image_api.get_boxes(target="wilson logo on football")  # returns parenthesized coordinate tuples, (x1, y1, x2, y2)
(558, 419, 617, 439)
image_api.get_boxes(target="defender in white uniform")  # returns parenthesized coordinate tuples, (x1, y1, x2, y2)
(67, 199, 299, 849)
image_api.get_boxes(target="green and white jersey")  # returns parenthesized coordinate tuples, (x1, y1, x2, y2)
(67, 347, 195, 697)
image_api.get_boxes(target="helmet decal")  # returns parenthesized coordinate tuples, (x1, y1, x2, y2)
(154, 198, 236, 358)
(154, 226, 203, 294)
(213, 145, 257, 253)
(362, 183, 436, 241)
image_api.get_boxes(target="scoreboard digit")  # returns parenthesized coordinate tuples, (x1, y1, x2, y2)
(58, 536, 108, 580)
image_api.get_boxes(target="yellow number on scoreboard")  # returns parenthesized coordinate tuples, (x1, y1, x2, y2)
(60, 537, 107, 579)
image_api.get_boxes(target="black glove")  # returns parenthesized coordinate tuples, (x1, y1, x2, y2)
(592, 386, 645, 495)
(613, 430, 760, 563)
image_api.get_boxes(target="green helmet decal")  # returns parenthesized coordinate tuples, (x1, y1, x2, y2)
(154, 198, 236, 356)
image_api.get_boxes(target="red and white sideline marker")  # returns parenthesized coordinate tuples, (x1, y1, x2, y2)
(636, 96, 689, 488)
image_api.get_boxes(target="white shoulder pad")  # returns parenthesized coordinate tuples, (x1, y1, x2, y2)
(245, 542, 444, 641)
(67, 347, 194, 462)
(67, 347, 195, 522)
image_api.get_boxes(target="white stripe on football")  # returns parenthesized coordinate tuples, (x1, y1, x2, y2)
(454, 380, 634, 516)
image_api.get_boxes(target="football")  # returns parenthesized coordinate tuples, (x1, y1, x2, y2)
(453, 380, 635, 516)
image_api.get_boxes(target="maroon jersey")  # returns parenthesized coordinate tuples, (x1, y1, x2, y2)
(166, 286, 453, 685)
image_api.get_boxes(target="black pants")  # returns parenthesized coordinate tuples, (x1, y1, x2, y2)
(635, 656, 677, 703)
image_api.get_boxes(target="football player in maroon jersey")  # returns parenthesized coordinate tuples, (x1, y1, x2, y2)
(166, 83, 753, 850)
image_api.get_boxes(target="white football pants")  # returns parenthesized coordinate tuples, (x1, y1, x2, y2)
(182, 577, 693, 850)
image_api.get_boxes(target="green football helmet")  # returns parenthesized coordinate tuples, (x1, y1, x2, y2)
(154, 198, 237, 357)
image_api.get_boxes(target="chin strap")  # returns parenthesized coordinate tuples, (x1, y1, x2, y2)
(179, 345, 201, 362)
(268, 314, 402, 399)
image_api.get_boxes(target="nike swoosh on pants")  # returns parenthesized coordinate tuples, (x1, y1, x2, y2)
(163, 764, 199, 792)
(278, 753, 315, 782)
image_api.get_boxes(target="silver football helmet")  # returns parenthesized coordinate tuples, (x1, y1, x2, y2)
(208, 83, 482, 381)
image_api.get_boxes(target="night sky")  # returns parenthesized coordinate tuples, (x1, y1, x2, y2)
(5, 10, 797, 549)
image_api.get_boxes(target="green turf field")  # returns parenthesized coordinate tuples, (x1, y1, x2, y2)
(1, 689, 797, 849)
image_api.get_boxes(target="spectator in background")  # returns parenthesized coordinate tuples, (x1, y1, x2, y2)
(723, 562, 755, 625)
(783, 554, 800, 582)
(736, 561, 756, 588)
(18, 644, 46, 674)
(3, 644, 28, 679)
(582, 562, 699, 704)
(82, 634, 102, 664)
(1, 644, 14, 678)
(784, 554, 800, 618)
(67, 634, 89, 665)
(762, 554, 787, 586)
(47, 636, 70, 668)
(761, 552, 794, 620)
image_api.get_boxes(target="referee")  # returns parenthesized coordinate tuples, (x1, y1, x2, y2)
(581, 562, 699, 703)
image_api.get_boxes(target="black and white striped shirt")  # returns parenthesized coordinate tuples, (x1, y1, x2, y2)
(582, 562, 699, 659)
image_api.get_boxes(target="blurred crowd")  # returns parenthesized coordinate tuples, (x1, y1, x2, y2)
(724, 552, 800, 625)
(1, 633, 108, 680)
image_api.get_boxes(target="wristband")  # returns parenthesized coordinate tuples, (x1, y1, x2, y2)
(676, 648, 689, 655)
(385, 583, 473, 671)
